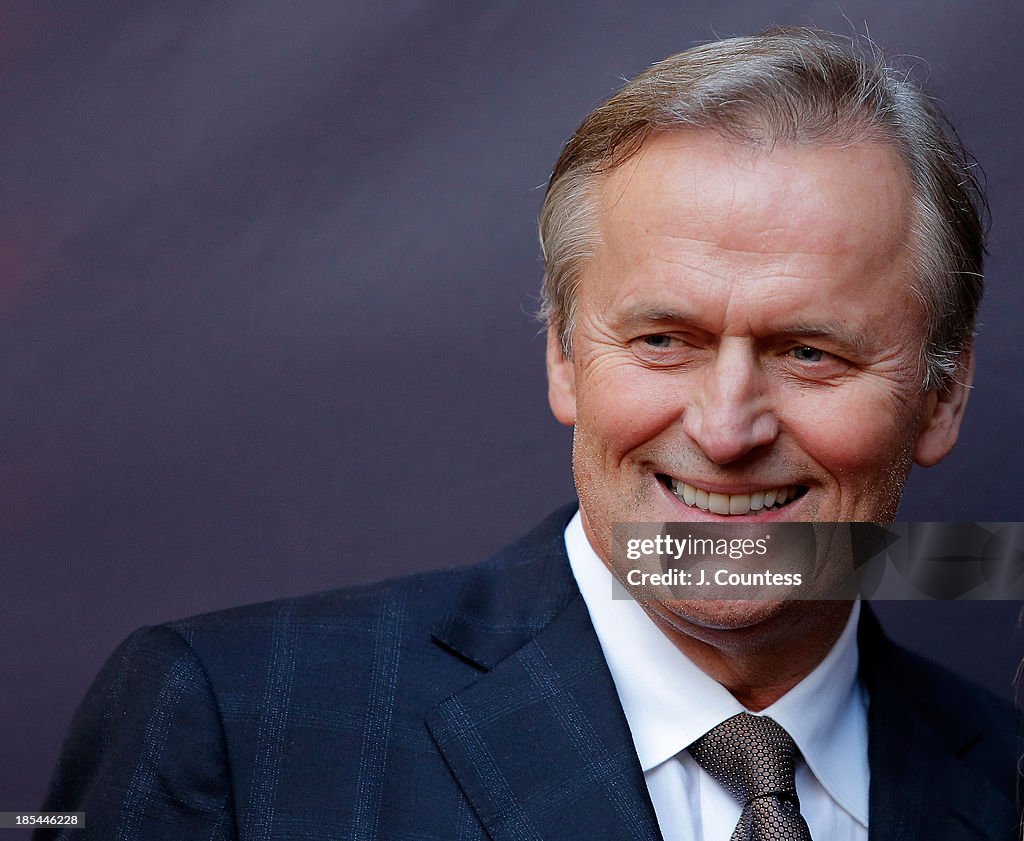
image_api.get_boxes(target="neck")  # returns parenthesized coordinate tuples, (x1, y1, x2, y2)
(642, 599, 854, 711)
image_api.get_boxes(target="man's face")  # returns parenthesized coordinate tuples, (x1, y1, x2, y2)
(547, 131, 971, 628)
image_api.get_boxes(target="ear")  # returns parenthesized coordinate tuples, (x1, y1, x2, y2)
(914, 345, 975, 467)
(546, 325, 577, 426)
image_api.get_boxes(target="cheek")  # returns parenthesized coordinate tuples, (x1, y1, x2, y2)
(788, 388, 921, 479)
(575, 365, 684, 455)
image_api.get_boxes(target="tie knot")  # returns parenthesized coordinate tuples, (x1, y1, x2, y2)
(688, 713, 800, 805)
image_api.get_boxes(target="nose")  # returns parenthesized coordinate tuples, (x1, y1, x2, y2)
(681, 340, 779, 465)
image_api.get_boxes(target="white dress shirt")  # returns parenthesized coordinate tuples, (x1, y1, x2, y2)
(564, 511, 869, 841)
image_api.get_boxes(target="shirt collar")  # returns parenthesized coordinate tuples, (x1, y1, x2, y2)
(565, 510, 868, 826)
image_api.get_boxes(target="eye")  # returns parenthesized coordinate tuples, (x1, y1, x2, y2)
(789, 346, 824, 363)
(781, 344, 853, 381)
(630, 334, 699, 367)
(641, 335, 675, 349)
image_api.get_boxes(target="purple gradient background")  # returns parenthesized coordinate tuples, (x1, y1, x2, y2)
(3, 0, 1022, 820)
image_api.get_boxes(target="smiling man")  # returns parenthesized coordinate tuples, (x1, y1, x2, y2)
(544, 131, 963, 709)
(39, 28, 1016, 841)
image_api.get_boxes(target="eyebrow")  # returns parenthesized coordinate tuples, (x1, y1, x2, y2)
(611, 308, 873, 355)
(781, 321, 873, 356)
(610, 307, 700, 332)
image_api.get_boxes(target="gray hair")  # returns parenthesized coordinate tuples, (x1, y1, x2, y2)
(538, 27, 986, 390)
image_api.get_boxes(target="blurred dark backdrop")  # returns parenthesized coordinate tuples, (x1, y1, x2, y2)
(3, 0, 1023, 817)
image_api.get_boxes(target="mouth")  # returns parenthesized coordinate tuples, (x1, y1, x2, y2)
(656, 474, 809, 516)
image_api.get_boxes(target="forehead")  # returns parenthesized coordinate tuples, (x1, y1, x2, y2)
(584, 130, 917, 329)
(597, 129, 912, 267)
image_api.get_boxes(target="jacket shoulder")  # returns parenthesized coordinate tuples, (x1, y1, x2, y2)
(40, 507, 578, 839)
(168, 561, 479, 645)
(167, 503, 580, 672)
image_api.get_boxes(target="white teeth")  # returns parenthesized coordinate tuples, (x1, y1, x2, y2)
(668, 480, 801, 515)
(729, 494, 751, 515)
(708, 493, 730, 515)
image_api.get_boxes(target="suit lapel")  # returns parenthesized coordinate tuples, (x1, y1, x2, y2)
(426, 507, 662, 841)
(860, 607, 1017, 841)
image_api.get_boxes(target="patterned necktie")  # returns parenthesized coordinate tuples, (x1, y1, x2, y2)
(688, 712, 813, 841)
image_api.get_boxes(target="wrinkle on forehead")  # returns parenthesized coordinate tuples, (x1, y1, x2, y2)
(596, 130, 914, 266)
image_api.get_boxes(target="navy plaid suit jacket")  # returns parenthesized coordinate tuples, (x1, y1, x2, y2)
(39, 506, 1019, 840)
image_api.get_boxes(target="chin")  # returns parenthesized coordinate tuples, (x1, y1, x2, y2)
(654, 597, 794, 633)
